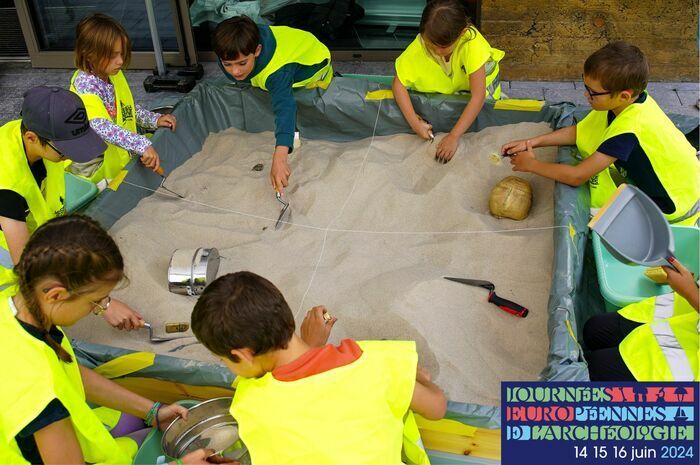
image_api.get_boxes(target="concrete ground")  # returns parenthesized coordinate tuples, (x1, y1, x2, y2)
(1, 60, 698, 125)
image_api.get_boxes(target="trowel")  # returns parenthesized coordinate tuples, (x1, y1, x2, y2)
(274, 191, 291, 230)
(155, 166, 185, 199)
(588, 184, 677, 270)
(142, 322, 193, 343)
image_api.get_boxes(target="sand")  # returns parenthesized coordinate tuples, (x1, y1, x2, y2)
(67, 122, 557, 406)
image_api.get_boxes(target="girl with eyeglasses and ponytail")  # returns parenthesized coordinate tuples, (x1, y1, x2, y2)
(0, 215, 234, 465)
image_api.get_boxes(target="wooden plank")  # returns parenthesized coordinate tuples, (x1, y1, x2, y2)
(480, 0, 698, 80)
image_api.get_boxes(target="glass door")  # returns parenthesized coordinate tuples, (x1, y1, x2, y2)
(15, 0, 194, 68)
(187, 0, 480, 62)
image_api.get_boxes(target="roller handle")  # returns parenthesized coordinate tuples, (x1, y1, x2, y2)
(488, 291, 529, 318)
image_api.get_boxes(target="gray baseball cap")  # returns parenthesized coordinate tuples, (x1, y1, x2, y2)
(21, 86, 107, 163)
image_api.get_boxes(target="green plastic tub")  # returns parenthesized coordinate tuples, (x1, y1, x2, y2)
(65, 172, 99, 213)
(592, 225, 700, 311)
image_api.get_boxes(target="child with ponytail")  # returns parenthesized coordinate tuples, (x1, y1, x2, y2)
(393, 0, 504, 162)
(0, 215, 233, 465)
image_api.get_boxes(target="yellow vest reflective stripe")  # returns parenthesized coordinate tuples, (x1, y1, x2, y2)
(619, 293, 699, 381)
(231, 340, 428, 465)
(619, 289, 696, 323)
(0, 120, 66, 289)
(70, 70, 134, 183)
(0, 296, 133, 464)
(250, 26, 332, 91)
(395, 29, 504, 99)
(576, 94, 700, 223)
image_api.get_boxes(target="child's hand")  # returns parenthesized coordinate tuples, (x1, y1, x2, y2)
(155, 403, 189, 430)
(300, 305, 337, 347)
(102, 298, 145, 331)
(435, 133, 460, 163)
(157, 114, 177, 131)
(270, 148, 291, 194)
(501, 139, 528, 156)
(509, 140, 536, 172)
(141, 146, 161, 172)
(414, 117, 433, 141)
(663, 258, 698, 308)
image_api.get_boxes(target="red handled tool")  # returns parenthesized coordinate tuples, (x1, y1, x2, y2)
(444, 277, 529, 318)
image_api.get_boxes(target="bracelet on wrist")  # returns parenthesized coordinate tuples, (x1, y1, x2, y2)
(144, 401, 161, 427)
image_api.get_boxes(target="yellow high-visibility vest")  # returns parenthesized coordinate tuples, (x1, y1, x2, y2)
(0, 295, 134, 464)
(576, 93, 700, 224)
(0, 120, 65, 289)
(231, 340, 429, 465)
(250, 26, 332, 91)
(70, 70, 134, 183)
(619, 292, 698, 381)
(395, 28, 504, 99)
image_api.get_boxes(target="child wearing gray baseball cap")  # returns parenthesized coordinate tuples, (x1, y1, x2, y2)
(0, 86, 146, 332)
(0, 85, 105, 287)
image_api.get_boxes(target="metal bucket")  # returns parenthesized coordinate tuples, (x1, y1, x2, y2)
(161, 397, 248, 461)
(168, 248, 220, 296)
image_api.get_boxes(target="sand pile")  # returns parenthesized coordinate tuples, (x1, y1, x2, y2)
(68, 122, 557, 406)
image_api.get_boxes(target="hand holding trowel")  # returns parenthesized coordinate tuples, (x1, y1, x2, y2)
(444, 277, 529, 318)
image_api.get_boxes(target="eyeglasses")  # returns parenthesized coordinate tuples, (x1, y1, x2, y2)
(87, 296, 112, 316)
(582, 76, 611, 98)
(46, 141, 66, 161)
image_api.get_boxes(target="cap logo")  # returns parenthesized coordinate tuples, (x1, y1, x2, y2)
(65, 108, 87, 125)
(71, 123, 89, 137)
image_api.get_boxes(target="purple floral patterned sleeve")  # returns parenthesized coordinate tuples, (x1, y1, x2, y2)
(136, 104, 160, 130)
(73, 71, 156, 155)
(89, 117, 151, 155)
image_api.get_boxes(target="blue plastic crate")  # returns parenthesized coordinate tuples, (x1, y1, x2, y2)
(592, 225, 700, 311)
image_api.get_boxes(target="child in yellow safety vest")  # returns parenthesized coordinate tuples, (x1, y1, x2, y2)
(502, 41, 700, 225)
(191, 271, 448, 465)
(0, 86, 143, 331)
(70, 14, 176, 184)
(583, 257, 698, 381)
(212, 16, 333, 195)
(0, 215, 233, 465)
(393, 0, 504, 163)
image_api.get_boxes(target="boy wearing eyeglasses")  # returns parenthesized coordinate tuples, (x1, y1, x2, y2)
(0, 86, 144, 330)
(501, 41, 699, 225)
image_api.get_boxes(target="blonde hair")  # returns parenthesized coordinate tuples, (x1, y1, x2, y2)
(74, 13, 131, 74)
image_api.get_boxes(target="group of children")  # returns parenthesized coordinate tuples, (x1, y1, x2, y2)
(1, 0, 698, 462)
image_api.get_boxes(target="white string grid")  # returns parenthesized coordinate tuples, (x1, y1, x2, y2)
(122, 102, 566, 318)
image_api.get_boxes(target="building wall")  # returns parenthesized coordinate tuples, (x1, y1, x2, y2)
(481, 0, 699, 81)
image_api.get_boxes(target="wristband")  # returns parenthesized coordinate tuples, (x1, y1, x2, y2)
(144, 401, 161, 427)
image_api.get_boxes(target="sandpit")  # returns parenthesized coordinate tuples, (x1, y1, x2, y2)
(68, 122, 557, 406)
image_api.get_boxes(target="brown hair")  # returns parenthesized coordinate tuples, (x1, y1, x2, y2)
(419, 0, 474, 47)
(584, 41, 649, 97)
(74, 13, 131, 74)
(15, 215, 125, 363)
(191, 271, 295, 362)
(212, 16, 260, 61)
